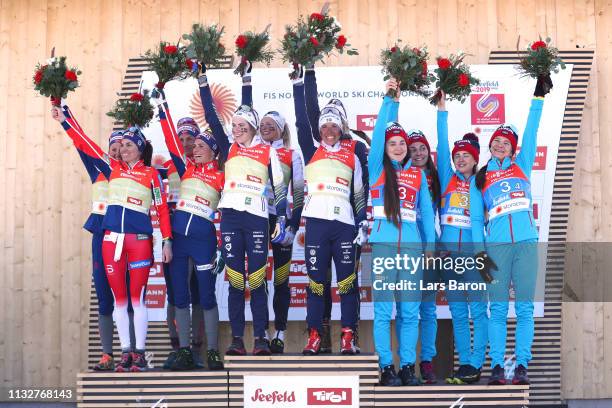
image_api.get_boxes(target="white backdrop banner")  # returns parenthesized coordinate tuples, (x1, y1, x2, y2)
(138, 64, 573, 321)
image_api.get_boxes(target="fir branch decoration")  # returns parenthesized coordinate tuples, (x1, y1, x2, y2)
(106, 90, 154, 128)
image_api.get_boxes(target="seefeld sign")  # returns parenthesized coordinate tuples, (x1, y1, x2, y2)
(243, 375, 359, 407)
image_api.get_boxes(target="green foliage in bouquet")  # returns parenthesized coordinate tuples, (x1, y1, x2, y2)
(33, 56, 81, 105)
(182, 24, 226, 73)
(381, 41, 434, 98)
(106, 91, 154, 128)
(430, 53, 480, 105)
(234, 26, 275, 76)
(142, 41, 189, 88)
(518, 37, 566, 79)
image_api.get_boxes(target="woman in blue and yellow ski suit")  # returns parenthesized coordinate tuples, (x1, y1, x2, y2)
(239, 63, 305, 353)
(198, 63, 288, 356)
(435, 93, 488, 384)
(304, 66, 370, 353)
(470, 77, 550, 385)
(292, 66, 367, 355)
(370, 80, 436, 386)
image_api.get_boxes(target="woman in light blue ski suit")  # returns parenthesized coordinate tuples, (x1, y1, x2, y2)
(370, 79, 436, 386)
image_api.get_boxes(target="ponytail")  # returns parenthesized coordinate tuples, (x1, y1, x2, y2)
(142, 141, 153, 167)
(281, 124, 291, 148)
(425, 157, 441, 208)
(475, 162, 489, 190)
(383, 155, 401, 227)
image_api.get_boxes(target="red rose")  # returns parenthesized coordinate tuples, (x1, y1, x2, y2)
(310, 12, 324, 22)
(390, 46, 398, 53)
(235, 35, 248, 49)
(531, 40, 547, 51)
(156, 81, 165, 89)
(421, 61, 428, 75)
(163, 45, 178, 54)
(310, 36, 319, 47)
(437, 58, 451, 70)
(130, 93, 144, 102)
(34, 70, 43, 84)
(65, 70, 78, 81)
(336, 35, 347, 49)
(458, 73, 470, 87)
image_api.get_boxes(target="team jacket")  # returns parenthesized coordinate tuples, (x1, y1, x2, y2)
(199, 82, 287, 219)
(60, 108, 172, 240)
(61, 106, 108, 234)
(158, 102, 224, 240)
(368, 96, 436, 246)
(293, 81, 366, 227)
(470, 97, 545, 249)
(436, 110, 474, 249)
(241, 84, 305, 231)
(304, 69, 370, 228)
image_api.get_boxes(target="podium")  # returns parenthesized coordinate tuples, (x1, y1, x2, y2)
(77, 354, 530, 407)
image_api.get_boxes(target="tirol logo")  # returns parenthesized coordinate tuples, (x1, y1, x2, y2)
(356, 114, 377, 131)
(247, 174, 262, 183)
(336, 177, 349, 186)
(307, 388, 352, 405)
(249, 388, 296, 404)
(471, 93, 505, 125)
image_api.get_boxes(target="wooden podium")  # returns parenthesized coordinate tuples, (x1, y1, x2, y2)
(76, 370, 228, 407)
(77, 354, 529, 407)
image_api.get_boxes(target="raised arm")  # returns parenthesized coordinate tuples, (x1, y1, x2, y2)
(61, 106, 106, 183)
(515, 97, 545, 176)
(292, 72, 317, 163)
(198, 72, 231, 159)
(241, 69, 253, 108)
(368, 96, 394, 184)
(54, 105, 113, 179)
(436, 106, 454, 190)
(158, 101, 187, 178)
(304, 67, 321, 142)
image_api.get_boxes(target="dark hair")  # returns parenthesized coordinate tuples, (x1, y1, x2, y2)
(382, 150, 410, 227)
(349, 129, 371, 147)
(424, 156, 441, 208)
(142, 141, 153, 167)
(475, 161, 489, 190)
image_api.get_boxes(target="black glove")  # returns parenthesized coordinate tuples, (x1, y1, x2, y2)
(475, 251, 498, 284)
(534, 74, 553, 97)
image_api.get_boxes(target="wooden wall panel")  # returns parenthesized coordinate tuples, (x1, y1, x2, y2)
(0, 0, 608, 402)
